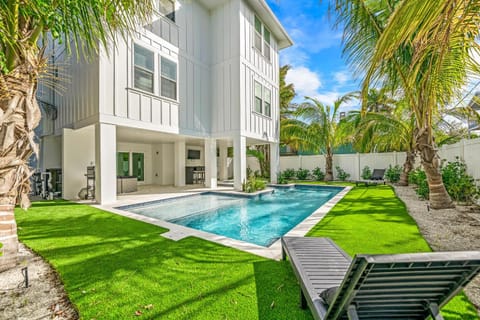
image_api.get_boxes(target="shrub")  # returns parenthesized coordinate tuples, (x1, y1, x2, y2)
(277, 172, 288, 184)
(242, 175, 266, 193)
(385, 165, 402, 183)
(282, 168, 296, 180)
(361, 166, 372, 180)
(246, 167, 253, 178)
(335, 166, 350, 181)
(408, 168, 429, 199)
(296, 168, 310, 180)
(441, 158, 479, 203)
(408, 159, 480, 203)
(312, 167, 325, 181)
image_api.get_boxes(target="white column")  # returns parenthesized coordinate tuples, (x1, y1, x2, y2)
(218, 141, 228, 181)
(204, 138, 218, 188)
(95, 123, 117, 204)
(233, 136, 246, 190)
(270, 142, 279, 184)
(174, 140, 186, 187)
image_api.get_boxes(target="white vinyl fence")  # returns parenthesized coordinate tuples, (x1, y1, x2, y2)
(274, 137, 480, 181)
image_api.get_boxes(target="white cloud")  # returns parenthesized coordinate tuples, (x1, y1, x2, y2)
(286, 66, 322, 98)
(333, 70, 351, 86)
(305, 90, 360, 111)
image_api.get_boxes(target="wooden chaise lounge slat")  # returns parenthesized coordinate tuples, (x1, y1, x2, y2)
(282, 236, 480, 320)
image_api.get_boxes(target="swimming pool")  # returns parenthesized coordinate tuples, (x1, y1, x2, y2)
(122, 185, 343, 247)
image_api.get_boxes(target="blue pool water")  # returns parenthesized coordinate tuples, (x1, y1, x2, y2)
(124, 186, 342, 247)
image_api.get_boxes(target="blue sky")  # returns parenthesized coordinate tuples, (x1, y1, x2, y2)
(267, 0, 480, 114)
(267, 0, 361, 109)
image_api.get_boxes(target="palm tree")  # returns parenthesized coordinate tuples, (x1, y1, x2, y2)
(279, 65, 296, 118)
(347, 103, 416, 186)
(279, 64, 301, 154)
(334, 0, 480, 208)
(281, 95, 353, 181)
(0, 1, 154, 270)
(364, 88, 396, 114)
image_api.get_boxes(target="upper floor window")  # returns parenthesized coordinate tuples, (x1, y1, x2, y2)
(254, 16, 271, 62)
(134, 44, 155, 93)
(159, 0, 175, 22)
(254, 16, 262, 52)
(254, 81, 272, 117)
(133, 42, 178, 101)
(254, 81, 262, 113)
(161, 57, 177, 100)
(264, 87, 271, 117)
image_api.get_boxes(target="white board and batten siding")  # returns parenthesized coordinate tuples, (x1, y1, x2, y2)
(98, 28, 180, 134)
(240, 0, 280, 143)
(42, 0, 285, 142)
(40, 45, 100, 135)
(210, 0, 242, 137)
(210, 0, 281, 143)
(177, 0, 212, 136)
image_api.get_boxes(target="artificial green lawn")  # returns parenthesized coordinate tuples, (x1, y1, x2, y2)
(15, 185, 479, 319)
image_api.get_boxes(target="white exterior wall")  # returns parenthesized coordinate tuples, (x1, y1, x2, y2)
(177, 0, 212, 136)
(98, 34, 180, 134)
(239, 0, 279, 142)
(152, 143, 175, 185)
(40, 136, 62, 170)
(47, 47, 100, 134)
(41, 0, 283, 142)
(62, 126, 96, 200)
(211, 0, 242, 137)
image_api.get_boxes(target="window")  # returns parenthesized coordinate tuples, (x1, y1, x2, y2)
(264, 87, 271, 117)
(159, 0, 175, 22)
(134, 44, 154, 93)
(254, 16, 262, 51)
(254, 81, 262, 113)
(161, 57, 177, 100)
(253, 82, 272, 117)
(254, 16, 271, 62)
(263, 28, 271, 61)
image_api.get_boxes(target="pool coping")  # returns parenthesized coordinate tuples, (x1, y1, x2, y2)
(97, 185, 352, 260)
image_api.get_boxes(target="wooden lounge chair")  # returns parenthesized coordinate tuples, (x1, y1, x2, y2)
(281, 236, 480, 320)
(355, 169, 385, 186)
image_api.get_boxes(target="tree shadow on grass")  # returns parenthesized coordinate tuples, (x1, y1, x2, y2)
(441, 292, 480, 320)
(253, 259, 313, 320)
(15, 202, 272, 319)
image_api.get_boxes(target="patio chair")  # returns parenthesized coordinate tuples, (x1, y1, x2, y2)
(281, 236, 480, 320)
(355, 169, 385, 186)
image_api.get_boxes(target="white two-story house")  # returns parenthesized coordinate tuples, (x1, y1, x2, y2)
(36, 0, 292, 204)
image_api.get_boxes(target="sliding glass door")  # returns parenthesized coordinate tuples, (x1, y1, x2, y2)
(132, 153, 145, 182)
(117, 152, 130, 177)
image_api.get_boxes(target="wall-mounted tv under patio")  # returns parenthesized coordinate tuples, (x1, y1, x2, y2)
(187, 149, 201, 159)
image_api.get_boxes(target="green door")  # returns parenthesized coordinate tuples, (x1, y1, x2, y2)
(117, 152, 130, 177)
(132, 153, 144, 181)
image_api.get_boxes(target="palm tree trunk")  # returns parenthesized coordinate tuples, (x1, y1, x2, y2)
(415, 128, 454, 209)
(0, 203, 17, 271)
(398, 150, 415, 186)
(0, 63, 42, 270)
(324, 151, 333, 181)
